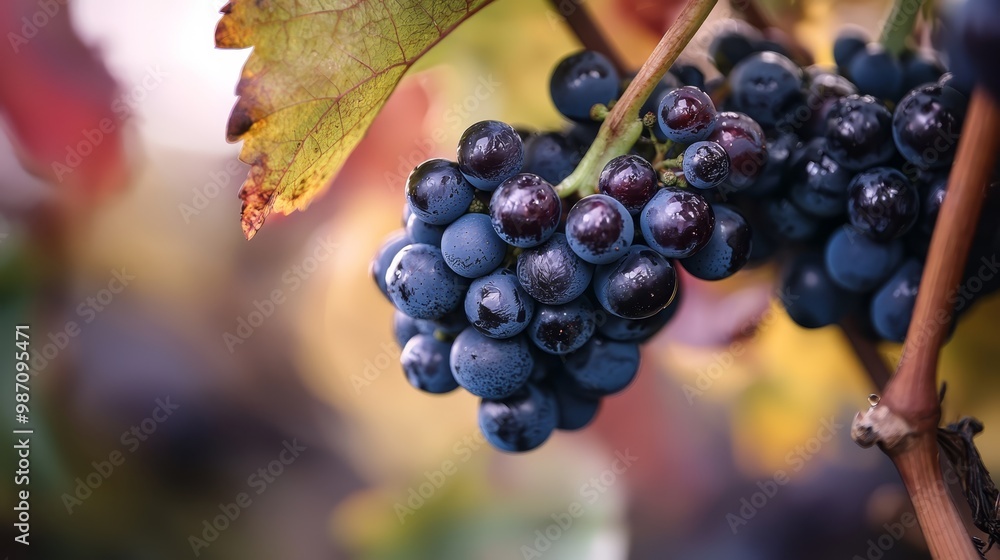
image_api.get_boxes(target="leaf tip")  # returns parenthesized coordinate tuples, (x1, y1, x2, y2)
(227, 101, 255, 142)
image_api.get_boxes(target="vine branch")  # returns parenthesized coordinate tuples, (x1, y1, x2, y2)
(547, 0, 627, 75)
(880, 0, 925, 56)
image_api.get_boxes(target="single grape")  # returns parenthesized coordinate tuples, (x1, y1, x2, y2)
(393, 310, 424, 347)
(824, 95, 895, 171)
(565, 194, 634, 265)
(550, 375, 600, 430)
(450, 327, 533, 399)
(788, 139, 853, 219)
(743, 132, 799, 197)
(371, 230, 411, 298)
(441, 213, 507, 278)
(708, 20, 764, 75)
(682, 141, 731, 189)
(847, 43, 904, 101)
(522, 132, 582, 184)
(550, 50, 620, 121)
(833, 29, 867, 69)
(528, 298, 597, 355)
(901, 51, 945, 91)
(847, 167, 920, 241)
(892, 83, 966, 169)
(385, 244, 466, 320)
(657, 86, 718, 143)
(457, 120, 524, 191)
(804, 71, 858, 137)
(679, 205, 752, 281)
(405, 213, 444, 246)
(401, 334, 459, 394)
(670, 63, 706, 89)
(708, 111, 767, 190)
(598, 155, 658, 214)
(870, 259, 922, 342)
(781, 252, 853, 328)
(728, 51, 805, 130)
(596, 288, 682, 343)
(464, 269, 535, 339)
(490, 173, 561, 248)
(639, 188, 715, 258)
(764, 197, 819, 241)
(562, 337, 641, 396)
(593, 245, 677, 319)
(478, 383, 558, 452)
(406, 159, 476, 225)
(517, 233, 594, 305)
(824, 225, 905, 292)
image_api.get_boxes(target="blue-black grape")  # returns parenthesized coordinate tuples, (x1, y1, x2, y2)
(371, 230, 411, 298)
(804, 71, 858, 137)
(901, 51, 945, 91)
(728, 51, 805, 129)
(847, 43, 904, 101)
(566, 194, 634, 265)
(598, 154, 658, 214)
(405, 213, 444, 246)
(743, 132, 799, 197)
(781, 252, 853, 328)
(847, 167, 920, 241)
(562, 337, 641, 396)
(708, 20, 764, 74)
(517, 233, 594, 305)
(639, 188, 715, 258)
(679, 205, 753, 281)
(450, 327, 533, 398)
(788, 139, 853, 218)
(522, 132, 582, 184)
(892, 83, 966, 169)
(833, 29, 867, 69)
(708, 112, 767, 190)
(478, 383, 558, 452)
(457, 120, 524, 191)
(550, 374, 600, 430)
(406, 159, 476, 225)
(824, 95, 896, 171)
(528, 298, 597, 355)
(490, 173, 561, 248)
(682, 141, 731, 189)
(764, 197, 819, 241)
(385, 244, 466, 320)
(441, 213, 507, 278)
(401, 334, 459, 394)
(597, 288, 682, 343)
(593, 245, 677, 319)
(657, 86, 718, 143)
(670, 63, 706, 89)
(393, 310, 424, 347)
(870, 259, 922, 342)
(824, 225, 904, 292)
(550, 50, 620, 121)
(464, 269, 535, 339)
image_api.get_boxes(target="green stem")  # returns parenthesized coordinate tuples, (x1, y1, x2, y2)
(879, 0, 924, 56)
(554, 0, 719, 198)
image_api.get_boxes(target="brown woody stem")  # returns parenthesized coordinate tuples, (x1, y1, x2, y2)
(548, 0, 627, 75)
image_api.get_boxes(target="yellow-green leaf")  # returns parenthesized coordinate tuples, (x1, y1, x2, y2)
(216, 0, 494, 239)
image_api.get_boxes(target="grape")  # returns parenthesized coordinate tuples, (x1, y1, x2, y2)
(517, 233, 594, 305)
(441, 213, 507, 278)
(464, 269, 535, 339)
(393, 310, 424, 347)
(804, 71, 858, 137)
(549, 50, 620, 121)
(679, 205, 753, 281)
(901, 51, 945, 91)
(833, 30, 867, 69)
(490, 173, 561, 248)
(670, 63, 706, 89)
(728, 51, 805, 129)
(593, 245, 677, 319)
(405, 214, 444, 246)
(563, 337, 641, 396)
(457, 120, 524, 191)
(847, 43, 904, 101)
(550, 375, 600, 430)
(450, 327, 533, 398)
(870, 259, 922, 342)
(824, 225, 904, 292)
(385, 244, 466, 320)
(657, 85, 718, 143)
(522, 132, 582, 184)
(708, 111, 767, 190)
(400, 334, 459, 394)
(371, 231, 411, 298)
(597, 288, 682, 343)
(959, 0, 1000, 102)
(639, 188, 715, 258)
(764, 197, 819, 241)
(406, 159, 477, 225)
(743, 132, 799, 197)
(788, 139, 853, 218)
(478, 383, 558, 452)
(565, 194, 634, 265)
(682, 141, 731, 189)
(781, 252, 852, 328)
(847, 167, 920, 241)
(640, 73, 681, 126)
(892, 83, 966, 169)
(528, 298, 597, 354)
(598, 154, 658, 214)
(824, 95, 895, 171)
(708, 20, 764, 74)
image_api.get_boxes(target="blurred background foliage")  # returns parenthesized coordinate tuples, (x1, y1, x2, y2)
(0, 0, 998, 558)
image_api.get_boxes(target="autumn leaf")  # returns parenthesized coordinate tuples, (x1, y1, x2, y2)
(216, 0, 494, 240)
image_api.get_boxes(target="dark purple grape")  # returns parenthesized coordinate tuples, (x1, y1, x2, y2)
(451, 328, 533, 399)
(478, 383, 558, 452)
(824, 95, 895, 171)
(489, 173, 561, 248)
(847, 167, 920, 241)
(598, 154, 658, 214)
(781, 251, 853, 328)
(385, 244, 466, 320)
(901, 51, 946, 91)
(670, 63, 706, 89)
(803, 71, 858, 136)
(593, 245, 677, 319)
(708, 20, 764, 75)
(657, 86, 718, 143)
(870, 259, 923, 342)
(371, 230, 411, 298)
(401, 334, 459, 394)
(708, 111, 767, 190)
(728, 51, 805, 130)
(833, 29, 867, 69)
(679, 204, 752, 281)
(788, 138, 853, 219)
(596, 288, 682, 343)
(517, 233, 594, 305)
(682, 141, 731, 189)
(764, 197, 819, 241)
(565, 194, 634, 265)
(457, 120, 524, 191)
(522, 132, 582, 184)
(550, 377, 600, 431)
(562, 337, 640, 396)
(892, 83, 966, 169)
(528, 298, 597, 355)
(639, 188, 715, 258)
(464, 269, 535, 339)
(824, 225, 905, 292)
(406, 159, 476, 225)
(847, 43, 904, 101)
(550, 50, 621, 121)
(743, 132, 799, 197)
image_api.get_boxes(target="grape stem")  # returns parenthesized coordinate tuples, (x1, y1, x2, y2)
(879, 0, 924, 56)
(547, 0, 627, 75)
(851, 88, 1000, 559)
(554, 0, 719, 199)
